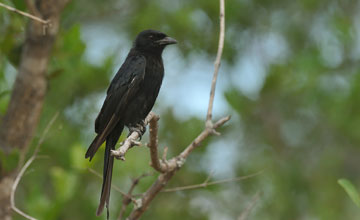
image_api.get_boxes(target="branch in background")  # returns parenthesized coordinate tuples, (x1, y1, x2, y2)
(206, 0, 225, 128)
(238, 191, 262, 220)
(162, 170, 263, 193)
(10, 112, 59, 220)
(0, 2, 49, 24)
(111, 112, 157, 160)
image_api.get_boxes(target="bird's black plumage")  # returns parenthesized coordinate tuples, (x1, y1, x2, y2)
(85, 29, 177, 217)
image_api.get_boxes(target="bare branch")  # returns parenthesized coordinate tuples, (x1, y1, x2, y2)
(0, 2, 49, 24)
(148, 114, 167, 173)
(162, 171, 263, 192)
(238, 191, 262, 220)
(206, 0, 226, 126)
(10, 112, 59, 220)
(111, 112, 157, 160)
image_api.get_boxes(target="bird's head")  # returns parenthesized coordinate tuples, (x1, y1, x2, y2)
(134, 29, 177, 54)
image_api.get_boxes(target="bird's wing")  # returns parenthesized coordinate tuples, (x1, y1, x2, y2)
(85, 55, 146, 160)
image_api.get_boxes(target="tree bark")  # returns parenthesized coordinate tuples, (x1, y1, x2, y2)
(0, 1, 69, 219)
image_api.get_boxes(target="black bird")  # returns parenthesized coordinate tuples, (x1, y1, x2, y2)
(85, 29, 177, 217)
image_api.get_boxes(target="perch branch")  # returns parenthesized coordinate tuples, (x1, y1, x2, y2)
(10, 112, 59, 220)
(0, 2, 49, 24)
(111, 112, 157, 160)
(206, 0, 225, 127)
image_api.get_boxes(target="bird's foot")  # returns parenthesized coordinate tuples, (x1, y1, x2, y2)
(128, 120, 146, 140)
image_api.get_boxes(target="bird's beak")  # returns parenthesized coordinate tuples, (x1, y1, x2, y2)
(156, 36, 178, 45)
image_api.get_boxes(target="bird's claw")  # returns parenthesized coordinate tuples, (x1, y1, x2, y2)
(128, 120, 146, 140)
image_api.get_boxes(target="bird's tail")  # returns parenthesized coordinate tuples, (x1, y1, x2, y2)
(96, 124, 123, 218)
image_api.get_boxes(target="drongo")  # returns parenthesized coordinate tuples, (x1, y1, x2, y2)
(85, 29, 177, 216)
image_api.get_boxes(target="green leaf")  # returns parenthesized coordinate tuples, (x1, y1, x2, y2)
(338, 178, 360, 208)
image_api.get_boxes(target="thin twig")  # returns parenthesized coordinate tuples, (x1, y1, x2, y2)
(111, 112, 157, 160)
(0, 2, 49, 24)
(206, 0, 225, 127)
(10, 112, 59, 220)
(238, 191, 262, 220)
(162, 171, 263, 192)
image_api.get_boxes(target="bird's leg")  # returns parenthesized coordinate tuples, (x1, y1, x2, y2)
(128, 120, 146, 140)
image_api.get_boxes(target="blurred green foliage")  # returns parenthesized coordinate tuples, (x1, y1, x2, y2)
(1, 0, 360, 219)
(338, 179, 360, 208)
